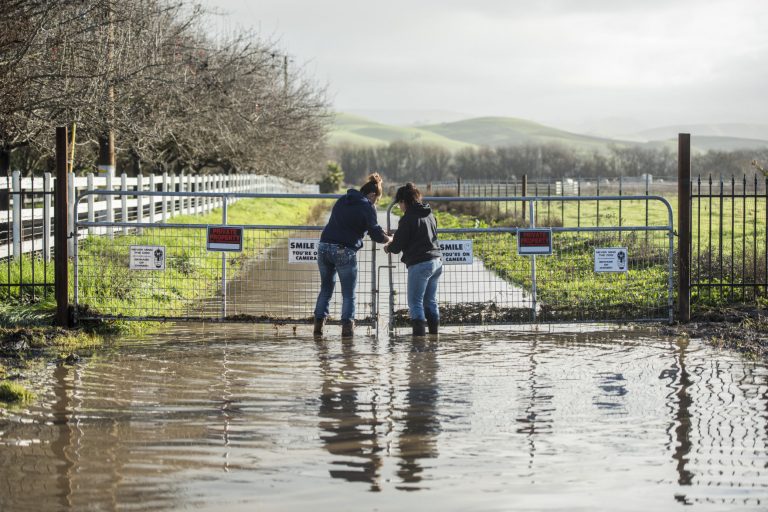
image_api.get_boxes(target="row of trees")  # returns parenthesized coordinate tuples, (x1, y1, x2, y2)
(334, 141, 768, 184)
(1, 0, 330, 181)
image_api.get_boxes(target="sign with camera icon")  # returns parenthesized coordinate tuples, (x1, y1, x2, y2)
(129, 245, 166, 271)
(594, 247, 628, 273)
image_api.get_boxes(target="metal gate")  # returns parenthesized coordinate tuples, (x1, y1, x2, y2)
(386, 195, 674, 329)
(74, 190, 674, 330)
(74, 191, 379, 327)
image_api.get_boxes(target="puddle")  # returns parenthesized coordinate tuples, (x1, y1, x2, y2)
(1, 325, 766, 511)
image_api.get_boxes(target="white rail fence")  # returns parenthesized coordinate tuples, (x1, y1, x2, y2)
(1, 171, 318, 260)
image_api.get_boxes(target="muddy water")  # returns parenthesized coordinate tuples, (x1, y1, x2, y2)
(1, 325, 767, 511)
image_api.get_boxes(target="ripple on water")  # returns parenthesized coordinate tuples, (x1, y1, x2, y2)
(0, 325, 766, 511)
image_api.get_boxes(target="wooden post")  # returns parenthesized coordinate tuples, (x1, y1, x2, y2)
(522, 174, 528, 222)
(55, 127, 69, 327)
(457, 176, 462, 197)
(678, 133, 691, 323)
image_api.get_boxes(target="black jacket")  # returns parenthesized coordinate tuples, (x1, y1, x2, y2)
(320, 189, 389, 250)
(387, 202, 441, 267)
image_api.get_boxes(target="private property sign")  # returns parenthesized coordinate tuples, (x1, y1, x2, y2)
(517, 228, 553, 256)
(288, 238, 319, 263)
(206, 226, 244, 252)
(439, 240, 473, 264)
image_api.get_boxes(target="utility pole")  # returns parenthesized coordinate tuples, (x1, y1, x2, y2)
(98, 2, 115, 178)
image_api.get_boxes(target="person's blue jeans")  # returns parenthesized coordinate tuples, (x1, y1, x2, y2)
(314, 242, 358, 322)
(407, 258, 443, 321)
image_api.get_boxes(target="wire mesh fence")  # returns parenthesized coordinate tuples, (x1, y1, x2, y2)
(75, 192, 377, 326)
(75, 191, 672, 329)
(386, 196, 673, 328)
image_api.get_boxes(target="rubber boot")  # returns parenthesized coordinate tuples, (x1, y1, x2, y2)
(341, 320, 355, 338)
(426, 316, 439, 335)
(313, 317, 325, 336)
(411, 319, 427, 337)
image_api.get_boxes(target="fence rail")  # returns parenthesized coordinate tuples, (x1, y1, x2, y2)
(1, 171, 318, 260)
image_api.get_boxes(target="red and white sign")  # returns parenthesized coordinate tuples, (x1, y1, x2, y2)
(207, 226, 244, 252)
(517, 228, 553, 256)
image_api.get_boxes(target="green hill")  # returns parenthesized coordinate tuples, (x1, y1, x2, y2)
(418, 116, 628, 152)
(329, 113, 768, 154)
(330, 113, 476, 151)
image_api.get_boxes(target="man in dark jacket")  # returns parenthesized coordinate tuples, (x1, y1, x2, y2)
(314, 174, 391, 337)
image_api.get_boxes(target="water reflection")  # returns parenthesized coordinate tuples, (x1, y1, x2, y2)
(314, 337, 442, 492)
(315, 339, 384, 491)
(396, 339, 440, 490)
(1, 328, 767, 510)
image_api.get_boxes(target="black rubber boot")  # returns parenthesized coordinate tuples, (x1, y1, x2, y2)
(313, 317, 325, 336)
(411, 319, 427, 337)
(341, 320, 355, 338)
(426, 316, 439, 335)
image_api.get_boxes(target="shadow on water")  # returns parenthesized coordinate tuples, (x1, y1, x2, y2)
(1, 325, 767, 511)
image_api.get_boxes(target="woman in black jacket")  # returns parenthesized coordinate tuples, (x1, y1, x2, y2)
(385, 183, 443, 336)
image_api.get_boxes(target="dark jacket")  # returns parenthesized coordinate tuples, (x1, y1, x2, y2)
(387, 202, 441, 267)
(320, 189, 389, 251)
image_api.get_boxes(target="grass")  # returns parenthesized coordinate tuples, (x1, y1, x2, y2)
(0, 381, 35, 404)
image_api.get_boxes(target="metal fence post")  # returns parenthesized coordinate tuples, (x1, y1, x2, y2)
(522, 174, 528, 222)
(221, 196, 228, 319)
(87, 173, 94, 235)
(161, 172, 168, 222)
(43, 172, 52, 261)
(67, 172, 75, 257)
(106, 171, 114, 239)
(11, 170, 20, 260)
(55, 127, 69, 327)
(678, 133, 691, 322)
(149, 173, 156, 224)
(136, 173, 144, 235)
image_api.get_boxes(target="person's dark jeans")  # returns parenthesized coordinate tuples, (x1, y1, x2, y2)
(314, 242, 358, 322)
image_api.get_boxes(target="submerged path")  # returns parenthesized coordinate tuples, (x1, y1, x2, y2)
(0, 326, 766, 510)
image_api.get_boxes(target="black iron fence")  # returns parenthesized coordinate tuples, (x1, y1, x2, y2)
(690, 173, 768, 306)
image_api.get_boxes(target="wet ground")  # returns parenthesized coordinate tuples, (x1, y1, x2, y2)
(1, 324, 767, 511)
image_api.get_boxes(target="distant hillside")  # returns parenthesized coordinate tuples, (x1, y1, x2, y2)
(330, 113, 476, 151)
(629, 123, 768, 143)
(418, 116, 629, 152)
(645, 135, 768, 153)
(329, 113, 768, 153)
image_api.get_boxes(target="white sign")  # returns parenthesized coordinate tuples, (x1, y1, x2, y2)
(288, 238, 319, 263)
(594, 247, 628, 273)
(130, 245, 166, 271)
(439, 240, 473, 265)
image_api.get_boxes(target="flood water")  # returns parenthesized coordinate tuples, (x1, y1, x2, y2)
(1, 325, 767, 511)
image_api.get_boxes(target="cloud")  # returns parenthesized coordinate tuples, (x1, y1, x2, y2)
(203, 0, 768, 127)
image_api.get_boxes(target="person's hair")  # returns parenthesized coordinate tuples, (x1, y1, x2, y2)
(359, 172, 383, 198)
(394, 182, 422, 207)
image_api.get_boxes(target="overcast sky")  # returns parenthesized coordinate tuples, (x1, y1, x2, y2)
(202, 0, 768, 131)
